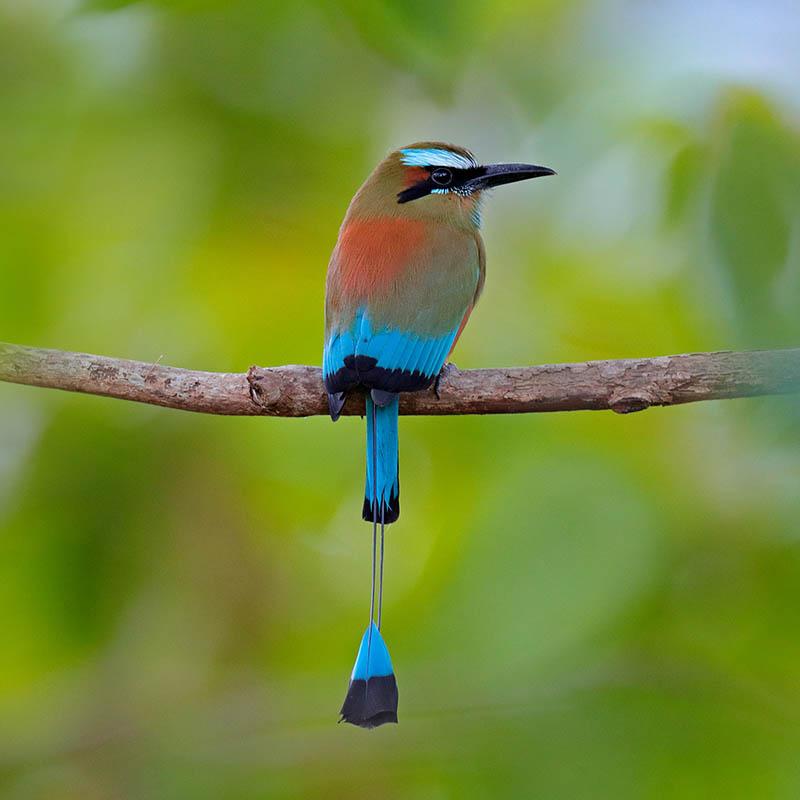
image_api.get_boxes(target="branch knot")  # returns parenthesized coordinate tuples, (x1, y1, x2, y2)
(247, 366, 282, 410)
(608, 390, 655, 414)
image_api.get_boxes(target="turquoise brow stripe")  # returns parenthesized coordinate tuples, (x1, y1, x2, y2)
(400, 148, 475, 169)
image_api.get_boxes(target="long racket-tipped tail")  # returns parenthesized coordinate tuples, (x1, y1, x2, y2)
(339, 622, 398, 729)
(362, 392, 400, 523)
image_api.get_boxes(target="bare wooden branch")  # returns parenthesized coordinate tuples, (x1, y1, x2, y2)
(1, 341, 799, 418)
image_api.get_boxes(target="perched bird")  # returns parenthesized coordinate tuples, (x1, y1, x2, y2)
(324, 142, 555, 728)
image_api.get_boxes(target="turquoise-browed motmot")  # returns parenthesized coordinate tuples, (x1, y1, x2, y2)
(324, 142, 554, 728)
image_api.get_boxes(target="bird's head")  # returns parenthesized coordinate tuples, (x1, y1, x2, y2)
(346, 141, 555, 229)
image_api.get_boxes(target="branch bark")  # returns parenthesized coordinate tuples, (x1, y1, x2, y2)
(1, 341, 799, 418)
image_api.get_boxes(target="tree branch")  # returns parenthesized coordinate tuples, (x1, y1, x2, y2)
(1, 341, 799, 418)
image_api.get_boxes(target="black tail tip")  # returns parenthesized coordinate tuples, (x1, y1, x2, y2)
(339, 675, 399, 729)
(362, 490, 400, 524)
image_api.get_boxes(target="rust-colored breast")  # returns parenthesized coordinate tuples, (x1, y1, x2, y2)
(335, 216, 427, 297)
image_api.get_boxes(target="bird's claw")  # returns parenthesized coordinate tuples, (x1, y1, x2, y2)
(434, 362, 457, 399)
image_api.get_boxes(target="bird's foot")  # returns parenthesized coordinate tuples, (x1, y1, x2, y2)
(434, 362, 458, 399)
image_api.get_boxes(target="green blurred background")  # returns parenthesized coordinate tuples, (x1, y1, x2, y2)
(1, 0, 800, 797)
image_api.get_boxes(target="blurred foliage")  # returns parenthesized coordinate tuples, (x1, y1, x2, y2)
(1, 0, 800, 798)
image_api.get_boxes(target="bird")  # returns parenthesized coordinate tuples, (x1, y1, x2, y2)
(323, 142, 555, 728)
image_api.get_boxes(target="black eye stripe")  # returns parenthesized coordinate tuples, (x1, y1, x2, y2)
(397, 165, 486, 203)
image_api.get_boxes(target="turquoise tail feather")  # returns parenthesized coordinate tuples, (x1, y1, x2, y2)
(363, 393, 400, 524)
(339, 622, 398, 728)
(340, 393, 400, 728)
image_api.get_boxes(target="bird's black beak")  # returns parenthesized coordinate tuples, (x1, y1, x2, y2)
(465, 163, 556, 192)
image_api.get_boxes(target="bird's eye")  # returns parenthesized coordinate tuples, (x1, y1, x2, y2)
(430, 168, 453, 186)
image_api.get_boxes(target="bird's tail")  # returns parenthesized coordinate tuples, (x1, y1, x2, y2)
(362, 392, 399, 524)
(339, 622, 398, 728)
(339, 391, 399, 729)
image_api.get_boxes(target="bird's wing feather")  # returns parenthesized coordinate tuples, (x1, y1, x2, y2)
(324, 309, 458, 394)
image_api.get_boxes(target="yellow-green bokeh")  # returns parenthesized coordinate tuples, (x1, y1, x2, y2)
(1, 1, 799, 797)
